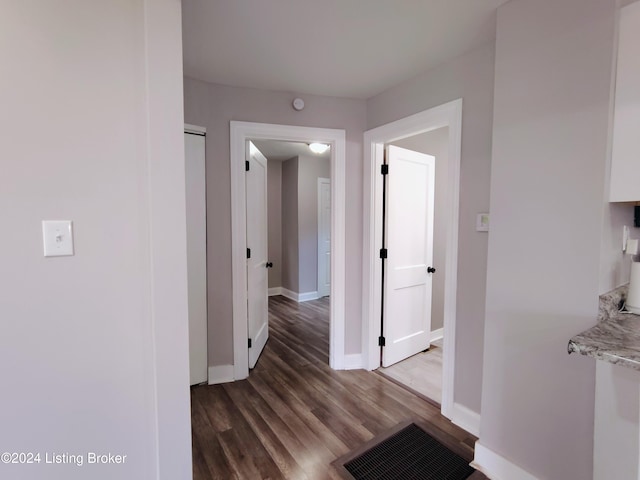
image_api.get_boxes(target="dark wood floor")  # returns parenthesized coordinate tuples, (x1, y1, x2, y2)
(191, 295, 484, 479)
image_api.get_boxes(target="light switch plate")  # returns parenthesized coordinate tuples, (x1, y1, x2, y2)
(42, 220, 74, 257)
(476, 213, 490, 232)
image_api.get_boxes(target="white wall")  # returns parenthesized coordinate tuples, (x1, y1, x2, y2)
(478, 0, 617, 478)
(282, 157, 300, 292)
(367, 43, 494, 414)
(0, 1, 191, 479)
(391, 127, 449, 333)
(268, 154, 330, 296)
(183, 78, 367, 363)
(267, 161, 283, 289)
(297, 155, 331, 294)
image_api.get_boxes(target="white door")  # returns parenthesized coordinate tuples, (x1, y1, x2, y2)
(246, 141, 269, 369)
(317, 178, 331, 298)
(382, 145, 435, 367)
(185, 130, 208, 385)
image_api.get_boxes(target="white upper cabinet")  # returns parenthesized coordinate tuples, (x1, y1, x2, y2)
(610, 2, 640, 202)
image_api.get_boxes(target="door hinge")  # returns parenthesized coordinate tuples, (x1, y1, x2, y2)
(248, 338, 252, 348)
(381, 164, 389, 175)
(378, 336, 386, 347)
(246, 248, 251, 259)
(245, 160, 250, 171)
(379, 248, 387, 259)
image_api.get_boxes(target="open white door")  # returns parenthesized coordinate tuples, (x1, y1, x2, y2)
(382, 145, 435, 367)
(317, 178, 331, 298)
(185, 128, 208, 385)
(246, 141, 269, 369)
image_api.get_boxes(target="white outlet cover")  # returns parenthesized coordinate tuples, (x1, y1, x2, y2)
(42, 220, 74, 257)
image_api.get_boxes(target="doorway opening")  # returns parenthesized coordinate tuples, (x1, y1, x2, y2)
(377, 130, 448, 406)
(361, 100, 478, 435)
(246, 139, 332, 369)
(250, 140, 332, 303)
(230, 122, 346, 380)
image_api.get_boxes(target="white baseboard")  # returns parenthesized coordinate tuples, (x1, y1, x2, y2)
(450, 402, 480, 437)
(280, 288, 319, 302)
(430, 327, 444, 342)
(343, 354, 364, 370)
(280, 288, 298, 301)
(472, 442, 538, 480)
(208, 364, 234, 385)
(298, 291, 319, 302)
(268, 287, 282, 297)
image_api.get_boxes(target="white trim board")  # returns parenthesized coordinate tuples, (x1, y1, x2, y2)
(230, 121, 346, 380)
(430, 327, 444, 342)
(344, 354, 364, 370)
(361, 99, 463, 423)
(269, 287, 319, 302)
(207, 365, 234, 385)
(472, 442, 538, 480)
(184, 123, 206, 135)
(450, 403, 480, 437)
(280, 288, 319, 302)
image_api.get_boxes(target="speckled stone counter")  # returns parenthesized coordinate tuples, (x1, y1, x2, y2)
(568, 284, 640, 371)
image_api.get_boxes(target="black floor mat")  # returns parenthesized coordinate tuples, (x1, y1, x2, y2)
(344, 423, 475, 480)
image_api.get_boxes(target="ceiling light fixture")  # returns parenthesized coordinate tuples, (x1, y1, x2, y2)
(309, 143, 329, 154)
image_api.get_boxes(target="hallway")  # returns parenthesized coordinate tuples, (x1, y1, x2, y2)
(191, 296, 479, 479)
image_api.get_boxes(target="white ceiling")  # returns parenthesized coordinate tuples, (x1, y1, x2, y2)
(252, 140, 331, 162)
(182, 0, 510, 99)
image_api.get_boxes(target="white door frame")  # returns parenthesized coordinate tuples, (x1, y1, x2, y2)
(231, 121, 346, 379)
(317, 177, 331, 298)
(362, 99, 462, 422)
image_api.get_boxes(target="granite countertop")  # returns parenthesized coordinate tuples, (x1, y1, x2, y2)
(568, 313, 640, 371)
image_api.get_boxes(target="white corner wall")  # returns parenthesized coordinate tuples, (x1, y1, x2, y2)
(478, 0, 617, 478)
(0, 1, 191, 479)
(297, 155, 331, 294)
(267, 161, 283, 289)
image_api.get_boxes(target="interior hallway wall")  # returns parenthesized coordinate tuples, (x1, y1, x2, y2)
(1, 1, 192, 478)
(479, 0, 617, 477)
(267, 160, 283, 289)
(297, 155, 331, 295)
(366, 43, 495, 414)
(391, 127, 449, 334)
(183, 78, 367, 366)
(281, 157, 299, 293)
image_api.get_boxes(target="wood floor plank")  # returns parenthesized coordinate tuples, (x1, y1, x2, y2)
(192, 295, 484, 479)
(223, 382, 308, 480)
(190, 394, 235, 479)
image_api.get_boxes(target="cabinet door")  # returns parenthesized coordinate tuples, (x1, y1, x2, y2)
(610, 2, 640, 202)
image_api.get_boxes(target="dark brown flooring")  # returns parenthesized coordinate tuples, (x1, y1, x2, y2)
(191, 295, 484, 479)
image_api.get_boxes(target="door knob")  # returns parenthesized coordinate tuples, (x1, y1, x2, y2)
(266, 262, 273, 268)
(427, 266, 436, 274)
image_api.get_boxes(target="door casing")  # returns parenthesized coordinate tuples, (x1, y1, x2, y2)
(361, 99, 475, 434)
(230, 121, 346, 380)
